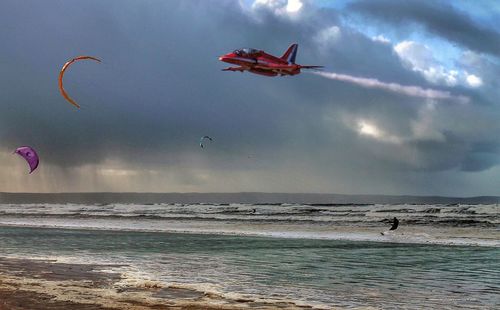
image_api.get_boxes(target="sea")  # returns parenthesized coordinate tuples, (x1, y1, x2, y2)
(0, 202, 498, 309)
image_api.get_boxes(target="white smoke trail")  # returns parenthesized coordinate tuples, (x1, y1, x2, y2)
(312, 71, 469, 103)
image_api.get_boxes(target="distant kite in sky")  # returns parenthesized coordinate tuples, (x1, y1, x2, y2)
(59, 56, 101, 108)
(200, 136, 213, 148)
(14, 146, 39, 174)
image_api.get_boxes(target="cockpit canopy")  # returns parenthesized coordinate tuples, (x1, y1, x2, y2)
(233, 48, 260, 57)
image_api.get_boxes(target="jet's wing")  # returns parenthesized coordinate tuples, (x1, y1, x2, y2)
(257, 64, 293, 70)
(260, 64, 324, 70)
(222, 66, 247, 72)
(300, 65, 324, 69)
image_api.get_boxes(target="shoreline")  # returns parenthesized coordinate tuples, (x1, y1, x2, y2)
(0, 257, 314, 310)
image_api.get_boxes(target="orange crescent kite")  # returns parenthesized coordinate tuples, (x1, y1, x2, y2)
(58, 56, 101, 108)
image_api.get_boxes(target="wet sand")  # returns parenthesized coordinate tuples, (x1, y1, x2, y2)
(0, 257, 315, 310)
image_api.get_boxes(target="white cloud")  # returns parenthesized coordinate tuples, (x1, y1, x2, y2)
(253, 0, 284, 10)
(422, 66, 460, 87)
(341, 101, 446, 148)
(394, 40, 483, 89)
(466, 74, 483, 87)
(252, 0, 304, 17)
(372, 34, 391, 44)
(286, 0, 303, 13)
(350, 119, 403, 144)
(394, 41, 434, 69)
(358, 121, 380, 138)
(314, 26, 341, 48)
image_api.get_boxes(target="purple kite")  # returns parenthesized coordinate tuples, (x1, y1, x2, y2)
(14, 146, 39, 174)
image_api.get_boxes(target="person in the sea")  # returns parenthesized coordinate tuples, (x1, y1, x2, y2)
(381, 217, 399, 235)
(389, 217, 399, 231)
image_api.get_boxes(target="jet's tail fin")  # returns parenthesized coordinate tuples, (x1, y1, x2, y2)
(280, 43, 298, 64)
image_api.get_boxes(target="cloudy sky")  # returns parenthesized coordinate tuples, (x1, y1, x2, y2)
(0, 0, 499, 195)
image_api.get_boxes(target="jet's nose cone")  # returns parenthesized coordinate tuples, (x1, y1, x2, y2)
(219, 54, 234, 62)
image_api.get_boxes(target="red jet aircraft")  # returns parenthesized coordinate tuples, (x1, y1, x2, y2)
(219, 43, 322, 77)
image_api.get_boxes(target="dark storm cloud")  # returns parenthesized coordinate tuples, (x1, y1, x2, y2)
(0, 0, 293, 166)
(0, 0, 498, 194)
(348, 0, 500, 57)
(0, 0, 421, 166)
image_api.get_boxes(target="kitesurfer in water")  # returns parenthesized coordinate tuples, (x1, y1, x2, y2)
(389, 217, 399, 230)
(381, 217, 399, 235)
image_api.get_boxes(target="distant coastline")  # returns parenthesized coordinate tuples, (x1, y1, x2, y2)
(0, 192, 499, 205)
